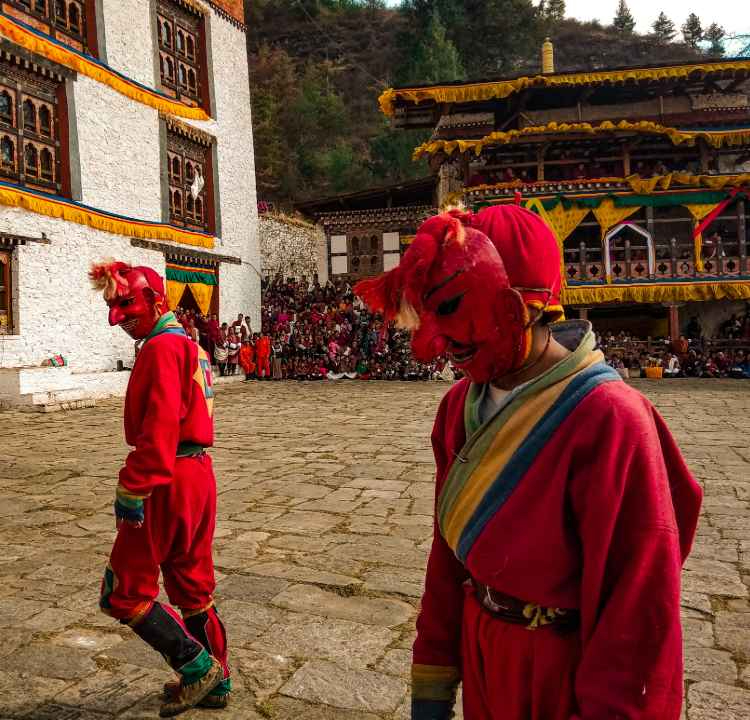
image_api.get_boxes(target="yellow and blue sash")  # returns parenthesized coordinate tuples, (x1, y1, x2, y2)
(438, 333, 621, 563)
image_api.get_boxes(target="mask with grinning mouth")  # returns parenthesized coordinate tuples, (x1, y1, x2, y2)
(354, 213, 529, 384)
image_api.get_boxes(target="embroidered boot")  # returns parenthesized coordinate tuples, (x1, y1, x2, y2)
(163, 605, 231, 708)
(127, 602, 223, 717)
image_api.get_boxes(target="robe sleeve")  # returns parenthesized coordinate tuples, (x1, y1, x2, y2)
(117, 340, 185, 506)
(569, 387, 702, 720)
(412, 389, 470, 720)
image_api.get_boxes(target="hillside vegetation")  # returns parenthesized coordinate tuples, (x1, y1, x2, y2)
(245, 1, 714, 205)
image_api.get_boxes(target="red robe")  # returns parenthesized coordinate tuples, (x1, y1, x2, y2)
(413, 377, 702, 720)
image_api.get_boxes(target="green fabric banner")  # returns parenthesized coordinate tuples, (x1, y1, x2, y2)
(166, 267, 217, 285)
(475, 189, 746, 213)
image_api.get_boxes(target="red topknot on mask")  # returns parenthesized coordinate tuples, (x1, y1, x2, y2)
(354, 212, 466, 330)
(89, 261, 166, 302)
(465, 204, 563, 320)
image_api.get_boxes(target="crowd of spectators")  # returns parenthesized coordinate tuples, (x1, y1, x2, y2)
(174, 276, 456, 382)
(174, 279, 750, 383)
(600, 312, 750, 380)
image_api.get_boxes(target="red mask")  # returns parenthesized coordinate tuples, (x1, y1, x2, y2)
(90, 262, 166, 340)
(355, 214, 529, 383)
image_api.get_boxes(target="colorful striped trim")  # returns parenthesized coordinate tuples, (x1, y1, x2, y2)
(127, 600, 155, 628)
(454, 363, 621, 563)
(144, 312, 188, 343)
(0, 181, 214, 248)
(181, 600, 215, 619)
(178, 648, 214, 686)
(0, 13, 210, 121)
(412, 699, 454, 720)
(440, 329, 621, 561)
(99, 563, 117, 614)
(411, 664, 460, 702)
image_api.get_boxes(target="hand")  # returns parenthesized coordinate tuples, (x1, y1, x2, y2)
(116, 516, 143, 530)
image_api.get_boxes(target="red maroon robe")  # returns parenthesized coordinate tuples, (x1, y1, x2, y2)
(413, 376, 702, 720)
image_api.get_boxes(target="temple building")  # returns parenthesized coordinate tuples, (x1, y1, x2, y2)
(0, 0, 259, 407)
(379, 48, 750, 341)
(296, 177, 436, 283)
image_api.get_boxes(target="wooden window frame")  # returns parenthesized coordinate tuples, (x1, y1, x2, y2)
(156, 0, 209, 111)
(0, 249, 13, 335)
(166, 125, 215, 234)
(347, 230, 383, 279)
(0, 54, 72, 197)
(2, 1, 99, 56)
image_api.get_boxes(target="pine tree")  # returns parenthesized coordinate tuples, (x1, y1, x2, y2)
(544, 0, 565, 22)
(704, 23, 726, 57)
(652, 12, 676, 43)
(612, 0, 636, 34)
(682, 13, 703, 49)
(405, 8, 465, 85)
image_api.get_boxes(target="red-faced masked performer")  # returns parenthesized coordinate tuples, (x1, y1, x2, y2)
(90, 261, 231, 717)
(355, 207, 702, 720)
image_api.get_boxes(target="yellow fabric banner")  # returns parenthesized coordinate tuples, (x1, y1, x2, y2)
(545, 203, 590, 244)
(562, 281, 750, 306)
(0, 14, 210, 121)
(413, 120, 750, 159)
(381, 59, 750, 116)
(592, 199, 639, 239)
(188, 283, 214, 316)
(684, 203, 720, 272)
(0, 184, 214, 248)
(166, 280, 187, 311)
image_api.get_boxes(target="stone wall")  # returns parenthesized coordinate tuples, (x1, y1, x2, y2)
(259, 214, 326, 282)
(683, 299, 750, 338)
(0, 0, 259, 402)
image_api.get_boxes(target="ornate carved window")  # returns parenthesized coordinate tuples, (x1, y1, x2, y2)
(347, 232, 383, 278)
(166, 122, 214, 233)
(0, 249, 12, 335)
(2, 1, 98, 55)
(0, 53, 68, 196)
(157, 0, 206, 108)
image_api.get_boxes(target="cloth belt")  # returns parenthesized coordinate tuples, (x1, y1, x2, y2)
(471, 579, 580, 632)
(176, 442, 207, 458)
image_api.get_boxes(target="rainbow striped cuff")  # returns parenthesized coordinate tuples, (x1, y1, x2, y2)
(114, 484, 148, 524)
(412, 699, 455, 720)
(411, 664, 459, 719)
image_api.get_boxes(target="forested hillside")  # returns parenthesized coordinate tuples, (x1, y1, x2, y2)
(245, 1, 721, 205)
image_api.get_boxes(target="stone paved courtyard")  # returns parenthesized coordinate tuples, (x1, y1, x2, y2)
(0, 379, 748, 719)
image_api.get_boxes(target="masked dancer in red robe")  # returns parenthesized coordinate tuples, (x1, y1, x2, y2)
(90, 261, 231, 717)
(355, 207, 702, 720)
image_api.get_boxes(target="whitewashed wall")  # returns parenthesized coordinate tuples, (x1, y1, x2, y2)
(0, 1, 260, 398)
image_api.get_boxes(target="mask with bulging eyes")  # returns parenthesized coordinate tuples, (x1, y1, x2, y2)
(355, 213, 529, 384)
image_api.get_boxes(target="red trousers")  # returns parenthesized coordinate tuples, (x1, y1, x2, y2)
(102, 454, 217, 618)
(256, 355, 270, 378)
(461, 586, 581, 720)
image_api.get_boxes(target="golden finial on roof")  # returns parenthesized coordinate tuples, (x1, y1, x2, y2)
(542, 38, 555, 75)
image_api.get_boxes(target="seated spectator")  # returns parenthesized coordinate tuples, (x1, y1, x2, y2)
(663, 353, 682, 378)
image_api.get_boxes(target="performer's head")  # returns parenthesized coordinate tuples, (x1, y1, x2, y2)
(354, 213, 528, 383)
(464, 204, 563, 323)
(89, 260, 166, 340)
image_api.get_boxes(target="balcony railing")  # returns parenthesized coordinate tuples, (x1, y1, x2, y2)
(564, 239, 749, 284)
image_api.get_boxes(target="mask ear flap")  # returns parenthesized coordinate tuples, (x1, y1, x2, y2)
(496, 287, 532, 372)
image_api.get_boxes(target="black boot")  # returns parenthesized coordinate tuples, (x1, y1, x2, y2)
(127, 603, 222, 717)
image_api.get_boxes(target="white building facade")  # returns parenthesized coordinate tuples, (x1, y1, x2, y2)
(0, 0, 259, 407)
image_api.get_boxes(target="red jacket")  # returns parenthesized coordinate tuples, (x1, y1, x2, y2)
(415, 377, 702, 719)
(119, 330, 214, 499)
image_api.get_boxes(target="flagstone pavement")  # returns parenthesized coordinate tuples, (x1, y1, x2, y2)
(0, 379, 748, 719)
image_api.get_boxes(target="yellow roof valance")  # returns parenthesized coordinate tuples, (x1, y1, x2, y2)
(380, 59, 750, 117)
(414, 120, 750, 159)
(561, 280, 750, 306)
(466, 172, 750, 197)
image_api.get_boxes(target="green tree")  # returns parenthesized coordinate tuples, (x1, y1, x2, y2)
(704, 23, 726, 57)
(544, 0, 565, 22)
(682, 13, 703, 49)
(403, 8, 465, 85)
(652, 12, 676, 43)
(612, 0, 636, 34)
